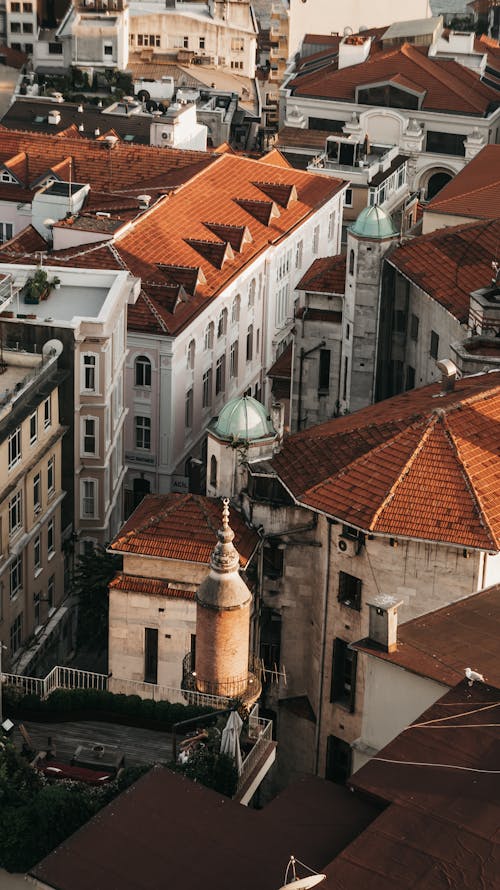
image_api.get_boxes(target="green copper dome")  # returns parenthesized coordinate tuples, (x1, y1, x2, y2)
(350, 205, 397, 239)
(212, 396, 276, 442)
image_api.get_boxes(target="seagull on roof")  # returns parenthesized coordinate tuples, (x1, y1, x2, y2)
(465, 667, 485, 686)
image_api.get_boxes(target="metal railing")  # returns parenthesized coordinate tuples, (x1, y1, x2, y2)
(109, 675, 232, 711)
(237, 705, 274, 791)
(182, 652, 262, 704)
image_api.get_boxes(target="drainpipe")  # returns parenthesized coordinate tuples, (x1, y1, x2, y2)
(297, 339, 325, 431)
(314, 519, 332, 775)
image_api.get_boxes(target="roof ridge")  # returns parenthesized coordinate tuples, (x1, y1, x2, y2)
(441, 410, 498, 549)
(429, 174, 500, 209)
(368, 414, 439, 530)
(117, 493, 192, 543)
(400, 42, 490, 111)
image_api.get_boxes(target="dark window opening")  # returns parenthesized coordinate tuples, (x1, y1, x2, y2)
(326, 735, 352, 784)
(406, 365, 415, 391)
(260, 607, 281, 675)
(410, 313, 419, 341)
(426, 131, 466, 156)
(338, 572, 362, 611)
(318, 348, 331, 392)
(357, 83, 420, 110)
(308, 116, 345, 132)
(144, 627, 158, 684)
(210, 455, 217, 487)
(330, 638, 357, 711)
(430, 330, 439, 359)
(263, 543, 284, 579)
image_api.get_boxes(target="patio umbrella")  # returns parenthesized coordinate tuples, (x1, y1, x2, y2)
(220, 710, 243, 775)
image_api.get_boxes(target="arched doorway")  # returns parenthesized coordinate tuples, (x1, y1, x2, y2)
(426, 171, 453, 201)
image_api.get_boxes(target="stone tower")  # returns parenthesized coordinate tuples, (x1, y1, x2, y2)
(195, 499, 259, 703)
(346, 205, 398, 412)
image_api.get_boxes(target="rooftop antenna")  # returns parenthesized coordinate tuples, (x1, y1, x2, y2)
(277, 856, 326, 890)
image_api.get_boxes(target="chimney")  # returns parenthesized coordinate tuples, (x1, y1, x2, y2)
(366, 595, 403, 653)
(436, 358, 458, 394)
(48, 109, 61, 126)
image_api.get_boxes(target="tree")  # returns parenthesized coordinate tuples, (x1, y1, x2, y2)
(71, 545, 121, 650)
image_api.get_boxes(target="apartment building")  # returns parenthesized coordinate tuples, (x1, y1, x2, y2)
(0, 261, 139, 552)
(4, 0, 37, 55)
(0, 325, 66, 673)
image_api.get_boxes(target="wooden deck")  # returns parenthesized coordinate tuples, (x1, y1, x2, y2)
(14, 720, 174, 768)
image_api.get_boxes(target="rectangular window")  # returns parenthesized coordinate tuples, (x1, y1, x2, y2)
(82, 480, 96, 518)
(230, 340, 239, 378)
(34, 591, 40, 627)
(318, 349, 331, 392)
(199, 36, 205, 49)
(23, 2, 33, 10)
(83, 418, 96, 454)
(406, 365, 415, 391)
(426, 130, 466, 157)
(10, 613, 22, 655)
(10, 555, 22, 599)
(104, 43, 113, 55)
(263, 543, 284, 579)
(47, 518, 55, 556)
(185, 388, 193, 429)
(29, 410, 37, 444)
(410, 313, 419, 341)
(325, 735, 352, 784)
(295, 240, 303, 269)
(9, 491, 22, 535)
(338, 572, 362, 610)
(10, 21, 21, 32)
(394, 309, 407, 333)
(47, 455, 55, 494)
(330, 638, 357, 711)
(215, 354, 226, 395)
(430, 330, 439, 359)
(34, 534, 41, 572)
(8, 427, 21, 470)
(135, 416, 151, 450)
(183, 35, 189, 48)
(246, 325, 253, 362)
(313, 225, 320, 255)
(144, 627, 158, 684)
(0, 222, 13, 243)
(328, 212, 335, 240)
(48, 42, 63, 54)
(22, 21, 32, 32)
(11, 2, 21, 9)
(344, 188, 353, 207)
(231, 37, 244, 52)
(82, 354, 97, 392)
(202, 369, 212, 409)
(44, 397, 51, 429)
(33, 473, 41, 513)
(47, 574, 55, 611)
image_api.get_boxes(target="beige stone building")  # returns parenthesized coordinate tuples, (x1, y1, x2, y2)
(107, 493, 259, 695)
(0, 333, 66, 673)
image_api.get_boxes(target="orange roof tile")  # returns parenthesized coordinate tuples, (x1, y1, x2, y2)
(259, 148, 292, 168)
(291, 42, 499, 114)
(270, 372, 500, 549)
(297, 254, 346, 294)
(425, 145, 500, 221)
(109, 572, 196, 600)
(387, 217, 500, 323)
(109, 493, 259, 566)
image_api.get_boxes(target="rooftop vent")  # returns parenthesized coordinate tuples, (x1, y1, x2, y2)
(78, 123, 84, 132)
(104, 134, 118, 147)
(366, 595, 403, 653)
(96, 211, 111, 218)
(48, 109, 61, 126)
(436, 358, 458, 394)
(138, 194, 151, 208)
(77, 104, 84, 113)
(94, 128, 100, 137)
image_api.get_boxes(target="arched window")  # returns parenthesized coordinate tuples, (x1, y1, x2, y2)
(135, 355, 151, 387)
(349, 249, 355, 276)
(231, 294, 240, 324)
(210, 455, 217, 487)
(187, 339, 195, 370)
(217, 308, 228, 339)
(248, 278, 256, 306)
(204, 322, 214, 350)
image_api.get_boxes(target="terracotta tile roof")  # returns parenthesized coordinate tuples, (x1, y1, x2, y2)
(109, 572, 196, 600)
(259, 148, 291, 168)
(290, 42, 500, 114)
(0, 225, 48, 255)
(296, 254, 346, 294)
(267, 342, 292, 380)
(353, 582, 500, 687)
(387, 217, 500, 323)
(270, 371, 500, 549)
(475, 33, 500, 71)
(277, 127, 339, 150)
(0, 129, 216, 197)
(425, 145, 500, 221)
(109, 493, 259, 566)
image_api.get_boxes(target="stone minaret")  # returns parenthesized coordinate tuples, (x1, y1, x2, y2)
(195, 499, 253, 700)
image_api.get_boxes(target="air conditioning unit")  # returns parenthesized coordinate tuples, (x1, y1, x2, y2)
(337, 537, 357, 556)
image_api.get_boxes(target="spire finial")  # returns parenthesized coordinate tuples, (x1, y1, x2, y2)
(222, 497, 230, 530)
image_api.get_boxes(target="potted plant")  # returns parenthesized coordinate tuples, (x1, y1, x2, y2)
(24, 268, 50, 304)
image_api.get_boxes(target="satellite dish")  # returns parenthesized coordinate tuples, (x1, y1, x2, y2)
(278, 856, 327, 890)
(277, 876, 326, 890)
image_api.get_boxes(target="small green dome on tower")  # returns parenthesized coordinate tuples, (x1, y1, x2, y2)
(212, 396, 276, 442)
(350, 205, 397, 239)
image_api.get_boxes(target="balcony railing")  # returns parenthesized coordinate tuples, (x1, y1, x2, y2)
(182, 652, 262, 705)
(237, 703, 274, 793)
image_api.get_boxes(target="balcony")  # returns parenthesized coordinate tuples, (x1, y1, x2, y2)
(182, 651, 262, 708)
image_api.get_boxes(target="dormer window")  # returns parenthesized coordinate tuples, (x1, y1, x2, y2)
(356, 81, 424, 111)
(1, 170, 16, 183)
